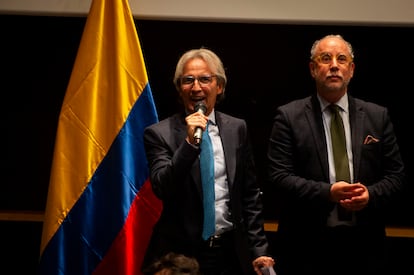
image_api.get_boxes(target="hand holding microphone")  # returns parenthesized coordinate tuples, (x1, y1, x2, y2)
(193, 101, 207, 146)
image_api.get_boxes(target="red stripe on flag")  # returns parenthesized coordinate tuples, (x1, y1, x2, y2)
(93, 180, 162, 275)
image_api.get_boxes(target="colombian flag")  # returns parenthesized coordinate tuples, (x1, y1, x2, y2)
(38, 0, 162, 274)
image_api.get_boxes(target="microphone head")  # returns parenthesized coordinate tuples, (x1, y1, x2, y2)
(194, 101, 207, 114)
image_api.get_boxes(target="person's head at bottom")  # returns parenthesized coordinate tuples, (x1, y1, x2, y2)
(142, 252, 201, 275)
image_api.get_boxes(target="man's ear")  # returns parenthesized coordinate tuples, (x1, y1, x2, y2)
(309, 62, 316, 77)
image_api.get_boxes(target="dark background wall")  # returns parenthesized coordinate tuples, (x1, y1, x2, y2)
(1, 14, 413, 274)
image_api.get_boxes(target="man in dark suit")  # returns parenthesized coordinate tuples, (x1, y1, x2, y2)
(142, 48, 274, 275)
(267, 34, 406, 275)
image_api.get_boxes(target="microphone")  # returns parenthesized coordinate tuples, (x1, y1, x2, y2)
(193, 101, 207, 146)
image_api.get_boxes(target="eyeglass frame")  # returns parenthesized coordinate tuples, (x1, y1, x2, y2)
(179, 75, 217, 87)
(312, 53, 353, 65)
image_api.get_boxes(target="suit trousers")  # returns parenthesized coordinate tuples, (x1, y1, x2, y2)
(197, 230, 244, 275)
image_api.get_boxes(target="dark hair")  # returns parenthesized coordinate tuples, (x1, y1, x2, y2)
(142, 252, 201, 275)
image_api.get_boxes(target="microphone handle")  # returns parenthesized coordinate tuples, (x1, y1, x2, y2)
(194, 127, 203, 146)
(193, 102, 207, 146)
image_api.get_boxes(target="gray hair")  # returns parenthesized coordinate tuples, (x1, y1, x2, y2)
(310, 34, 354, 60)
(173, 48, 227, 103)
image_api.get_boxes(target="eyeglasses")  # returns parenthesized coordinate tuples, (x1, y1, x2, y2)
(313, 53, 353, 65)
(180, 75, 216, 87)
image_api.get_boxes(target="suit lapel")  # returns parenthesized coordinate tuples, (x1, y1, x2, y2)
(173, 113, 203, 197)
(349, 96, 363, 182)
(173, 113, 187, 148)
(215, 112, 236, 190)
(307, 96, 330, 179)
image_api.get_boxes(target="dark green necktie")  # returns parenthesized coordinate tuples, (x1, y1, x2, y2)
(329, 104, 352, 220)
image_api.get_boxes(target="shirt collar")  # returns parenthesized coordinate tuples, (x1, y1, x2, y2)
(317, 94, 349, 113)
(208, 109, 216, 125)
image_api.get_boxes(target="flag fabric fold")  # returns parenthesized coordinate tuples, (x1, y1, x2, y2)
(39, 0, 162, 274)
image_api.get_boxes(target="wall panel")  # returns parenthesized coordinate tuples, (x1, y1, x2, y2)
(1, 15, 413, 227)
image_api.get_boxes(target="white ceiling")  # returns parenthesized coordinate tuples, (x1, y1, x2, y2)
(0, 0, 413, 26)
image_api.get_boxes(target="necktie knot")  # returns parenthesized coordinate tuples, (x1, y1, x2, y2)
(328, 104, 340, 115)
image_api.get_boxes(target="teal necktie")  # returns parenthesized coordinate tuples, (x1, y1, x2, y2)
(200, 122, 215, 240)
(329, 104, 352, 220)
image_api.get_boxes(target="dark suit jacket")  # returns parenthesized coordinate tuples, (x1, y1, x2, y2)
(142, 110, 269, 274)
(267, 94, 406, 238)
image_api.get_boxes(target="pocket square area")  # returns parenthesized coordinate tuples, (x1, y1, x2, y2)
(364, 135, 379, 144)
